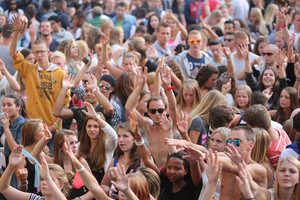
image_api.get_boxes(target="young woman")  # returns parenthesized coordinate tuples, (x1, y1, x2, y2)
(195, 65, 219, 97)
(101, 122, 142, 196)
(0, 145, 72, 200)
(77, 102, 118, 184)
(176, 79, 201, 115)
(274, 30, 287, 50)
(270, 87, 299, 125)
(4, 0, 24, 22)
(188, 90, 227, 145)
(161, 13, 188, 51)
(253, 36, 269, 56)
(80, 23, 92, 43)
(58, 39, 79, 74)
(0, 94, 26, 161)
(100, 19, 114, 37)
(248, 8, 271, 40)
(110, 27, 124, 65)
(251, 128, 274, 188)
(234, 85, 252, 112)
(147, 14, 160, 35)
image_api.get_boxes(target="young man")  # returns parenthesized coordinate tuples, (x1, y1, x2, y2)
(9, 15, 70, 138)
(49, 15, 74, 43)
(224, 32, 236, 53)
(243, 105, 291, 168)
(175, 30, 212, 79)
(209, 39, 224, 67)
(71, 11, 86, 40)
(152, 22, 172, 58)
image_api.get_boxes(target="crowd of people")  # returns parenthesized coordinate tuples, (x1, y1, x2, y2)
(0, 0, 299, 199)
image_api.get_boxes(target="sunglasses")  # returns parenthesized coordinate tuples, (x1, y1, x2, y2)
(262, 52, 274, 56)
(149, 108, 165, 114)
(188, 39, 202, 44)
(226, 139, 241, 147)
(99, 83, 111, 90)
(10, 3, 17, 5)
(224, 38, 233, 42)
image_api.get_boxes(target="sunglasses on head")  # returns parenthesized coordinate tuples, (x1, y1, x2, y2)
(262, 52, 274, 56)
(188, 39, 202, 44)
(226, 139, 241, 147)
(224, 38, 233, 42)
(149, 108, 165, 114)
(99, 83, 111, 90)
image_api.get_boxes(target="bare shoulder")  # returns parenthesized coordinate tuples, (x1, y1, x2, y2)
(248, 162, 267, 174)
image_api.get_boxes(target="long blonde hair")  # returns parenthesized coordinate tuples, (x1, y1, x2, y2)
(189, 90, 227, 127)
(177, 79, 201, 112)
(250, 7, 269, 36)
(274, 157, 300, 200)
(110, 26, 124, 46)
(234, 85, 252, 109)
(264, 4, 278, 25)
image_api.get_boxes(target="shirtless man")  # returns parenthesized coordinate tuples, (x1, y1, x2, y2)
(218, 126, 267, 200)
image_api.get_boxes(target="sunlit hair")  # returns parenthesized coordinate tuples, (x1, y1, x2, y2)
(273, 87, 300, 125)
(274, 157, 300, 200)
(128, 39, 147, 61)
(234, 85, 252, 109)
(146, 72, 155, 86)
(176, 79, 201, 112)
(251, 128, 274, 187)
(137, 167, 160, 198)
(100, 19, 113, 35)
(95, 43, 112, 57)
(250, 7, 269, 36)
(129, 173, 150, 200)
(189, 90, 227, 127)
(166, 59, 185, 83)
(264, 4, 278, 25)
(243, 104, 271, 130)
(80, 23, 92, 41)
(50, 51, 66, 63)
(57, 38, 76, 62)
(53, 130, 77, 167)
(115, 122, 140, 172)
(48, 164, 74, 197)
(76, 40, 89, 61)
(123, 52, 139, 64)
(110, 26, 124, 46)
(77, 116, 107, 170)
(21, 119, 43, 147)
(32, 38, 49, 50)
(208, 127, 231, 152)
(204, 9, 223, 26)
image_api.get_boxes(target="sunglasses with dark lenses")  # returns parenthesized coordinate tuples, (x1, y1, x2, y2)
(10, 3, 17, 5)
(188, 39, 202, 44)
(262, 52, 274, 56)
(149, 108, 165, 114)
(226, 139, 241, 147)
(224, 38, 233, 42)
(99, 83, 111, 90)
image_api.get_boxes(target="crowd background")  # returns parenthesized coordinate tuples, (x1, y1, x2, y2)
(0, 0, 299, 199)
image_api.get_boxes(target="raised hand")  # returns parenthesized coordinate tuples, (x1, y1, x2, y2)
(262, 87, 273, 100)
(160, 62, 172, 87)
(165, 138, 187, 148)
(111, 164, 133, 192)
(235, 163, 254, 199)
(295, 63, 300, 81)
(276, 49, 287, 68)
(100, 33, 110, 45)
(9, 145, 26, 168)
(222, 47, 232, 59)
(0, 59, 7, 73)
(137, 66, 147, 87)
(85, 74, 98, 90)
(82, 102, 97, 119)
(222, 78, 232, 95)
(146, 45, 158, 60)
(62, 74, 75, 89)
(43, 123, 52, 141)
(160, 113, 173, 132)
(287, 33, 295, 47)
(239, 43, 249, 60)
(176, 111, 190, 135)
(38, 154, 50, 180)
(1, 112, 10, 130)
(225, 143, 244, 165)
(63, 136, 77, 163)
(200, 149, 222, 183)
(129, 112, 141, 139)
(294, 50, 300, 63)
(11, 14, 24, 32)
(17, 168, 28, 181)
(28, 23, 37, 38)
(182, 145, 204, 161)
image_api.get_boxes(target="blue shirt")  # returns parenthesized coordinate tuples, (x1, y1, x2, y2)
(186, 53, 205, 79)
(0, 115, 26, 156)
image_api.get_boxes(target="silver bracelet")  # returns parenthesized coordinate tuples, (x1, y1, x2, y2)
(135, 138, 144, 146)
(19, 180, 28, 187)
(76, 165, 85, 173)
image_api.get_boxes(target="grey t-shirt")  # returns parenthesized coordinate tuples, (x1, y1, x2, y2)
(188, 116, 208, 147)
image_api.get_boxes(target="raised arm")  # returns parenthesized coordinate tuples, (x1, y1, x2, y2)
(32, 124, 52, 162)
(160, 113, 176, 154)
(9, 15, 25, 57)
(176, 112, 191, 142)
(85, 74, 114, 117)
(199, 16, 218, 40)
(0, 60, 20, 91)
(73, 51, 93, 88)
(276, 49, 287, 79)
(1, 113, 19, 152)
(222, 47, 235, 77)
(52, 74, 74, 119)
(236, 42, 250, 81)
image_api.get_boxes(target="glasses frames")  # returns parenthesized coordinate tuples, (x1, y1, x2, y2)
(99, 83, 111, 90)
(149, 108, 165, 114)
(188, 39, 202, 44)
(226, 139, 241, 147)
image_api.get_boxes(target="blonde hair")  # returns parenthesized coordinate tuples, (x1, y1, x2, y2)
(48, 164, 74, 197)
(189, 90, 227, 127)
(264, 4, 278, 25)
(100, 19, 113, 35)
(177, 79, 201, 112)
(21, 119, 43, 147)
(80, 23, 92, 41)
(110, 26, 124, 46)
(50, 51, 66, 62)
(146, 72, 156, 86)
(208, 127, 231, 152)
(76, 40, 89, 61)
(204, 9, 223, 26)
(250, 7, 269, 36)
(234, 85, 252, 109)
(274, 157, 300, 200)
(95, 43, 113, 57)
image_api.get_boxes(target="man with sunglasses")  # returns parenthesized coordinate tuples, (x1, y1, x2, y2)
(175, 30, 212, 79)
(217, 126, 267, 200)
(224, 32, 236, 53)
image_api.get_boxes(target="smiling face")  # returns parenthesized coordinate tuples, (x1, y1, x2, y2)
(166, 157, 187, 183)
(117, 128, 135, 152)
(86, 119, 100, 140)
(262, 69, 275, 88)
(277, 161, 300, 189)
(279, 89, 291, 109)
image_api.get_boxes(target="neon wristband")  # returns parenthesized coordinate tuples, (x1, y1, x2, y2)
(92, 87, 99, 93)
(54, 122, 59, 128)
(167, 86, 175, 91)
(76, 165, 85, 173)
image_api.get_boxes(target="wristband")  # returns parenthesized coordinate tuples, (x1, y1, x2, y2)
(279, 23, 287, 30)
(54, 122, 59, 129)
(92, 87, 99, 93)
(76, 165, 85, 173)
(135, 138, 144, 146)
(167, 86, 175, 91)
(19, 180, 28, 187)
(75, 197, 81, 200)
